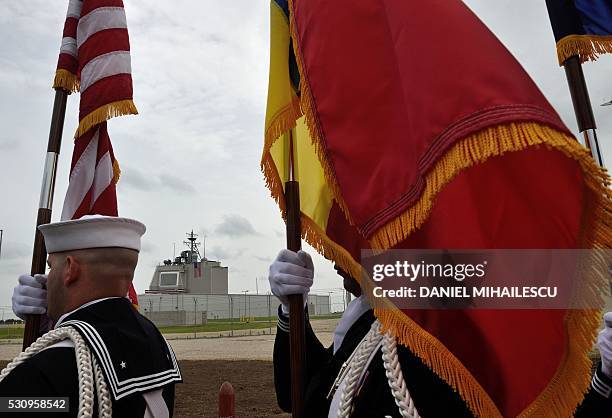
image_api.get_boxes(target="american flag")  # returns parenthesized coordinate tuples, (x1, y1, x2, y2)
(55, 0, 139, 306)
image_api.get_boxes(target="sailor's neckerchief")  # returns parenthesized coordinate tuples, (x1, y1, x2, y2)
(333, 295, 372, 354)
(56, 297, 182, 400)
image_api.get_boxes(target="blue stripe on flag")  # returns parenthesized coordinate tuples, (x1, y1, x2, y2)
(575, 0, 612, 35)
(273, 0, 289, 19)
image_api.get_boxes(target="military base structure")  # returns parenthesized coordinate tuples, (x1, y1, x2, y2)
(137, 232, 331, 327)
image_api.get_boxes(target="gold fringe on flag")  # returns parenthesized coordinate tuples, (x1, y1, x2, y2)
(556, 34, 612, 65)
(75, 99, 138, 138)
(370, 123, 611, 250)
(52, 69, 80, 93)
(263, 98, 302, 158)
(112, 159, 121, 185)
(300, 216, 364, 283)
(261, 151, 287, 213)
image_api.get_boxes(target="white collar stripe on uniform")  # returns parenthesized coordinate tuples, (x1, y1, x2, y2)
(61, 319, 180, 386)
(60, 320, 181, 397)
(59, 320, 181, 400)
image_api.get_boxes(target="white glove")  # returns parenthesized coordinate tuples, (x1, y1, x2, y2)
(269, 249, 314, 315)
(599, 312, 612, 378)
(12, 274, 48, 320)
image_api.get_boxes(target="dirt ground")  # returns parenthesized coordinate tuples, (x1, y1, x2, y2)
(0, 359, 284, 417)
(169, 319, 339, 416)
(176, 360, 289, 417)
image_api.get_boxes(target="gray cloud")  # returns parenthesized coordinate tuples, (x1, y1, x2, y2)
(253, 255, 272, 263)
(207, 245, 246, 261)
(0, 241, 31, 262)
(0, 242, 32, 288)
(0, 138, 20, 152)
(215, 215, 258, 237)
(140, 242, 156, 254)
(119, 167, 195, 194)
(208, 245, 229, 260)
(197, 227, 210, 240)
(159, 174, 196, 193)
(121, 167, 157, 191)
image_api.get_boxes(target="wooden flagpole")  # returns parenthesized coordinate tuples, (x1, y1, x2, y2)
(23, 88, 69, 349)
(285, 130, 306, 417)
(562, 55, 604, 168)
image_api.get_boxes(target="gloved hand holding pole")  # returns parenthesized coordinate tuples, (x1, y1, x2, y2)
(269, 249, 314, 315)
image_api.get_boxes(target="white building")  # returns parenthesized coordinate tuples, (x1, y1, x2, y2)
(138, 232, 330, 326)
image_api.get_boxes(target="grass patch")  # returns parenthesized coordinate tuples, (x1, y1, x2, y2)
(158, 314, 341, 334)
(203, 313, 341, 323)
(0, 328, 24, 340)
(158, 321, 275, 334)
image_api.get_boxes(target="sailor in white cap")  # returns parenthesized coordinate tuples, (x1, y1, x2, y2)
(1, 215, 182, 417)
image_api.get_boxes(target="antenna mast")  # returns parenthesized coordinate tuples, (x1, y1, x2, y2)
(183, 230, 202, 260)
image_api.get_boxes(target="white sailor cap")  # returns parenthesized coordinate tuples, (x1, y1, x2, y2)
(38, 215, 146, 253)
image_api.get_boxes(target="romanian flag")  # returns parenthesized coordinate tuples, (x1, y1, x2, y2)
(262, 1, 611, 417)
(55, 0, 139, 307)
(546, 0, 612, 65)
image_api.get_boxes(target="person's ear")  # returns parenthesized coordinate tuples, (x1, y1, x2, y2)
(63, 255, 81, 286)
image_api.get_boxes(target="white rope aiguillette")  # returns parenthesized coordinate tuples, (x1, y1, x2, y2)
(380, 326, 420, 418)
(336, 321, 420, 418)
(0, 327, 112, 418)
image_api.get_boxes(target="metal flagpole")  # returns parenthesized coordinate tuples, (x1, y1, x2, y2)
(285, 129, 306, 418)
(23, 88, 69, 349)
(562, 56, 605, 168)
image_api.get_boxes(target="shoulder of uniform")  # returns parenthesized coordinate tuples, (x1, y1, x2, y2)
(29, 346, 76, 363)
(20, 347, 77, 374)
(0, 347, 77, 395)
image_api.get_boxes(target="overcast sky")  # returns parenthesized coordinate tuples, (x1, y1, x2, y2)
(0, 1, 610, 318)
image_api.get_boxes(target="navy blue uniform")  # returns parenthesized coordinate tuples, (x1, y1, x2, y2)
(0, 298, 181, 417)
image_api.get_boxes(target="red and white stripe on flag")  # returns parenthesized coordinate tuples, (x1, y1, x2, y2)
(61, 123, 119, 220)
(56, 0, 139, 306)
